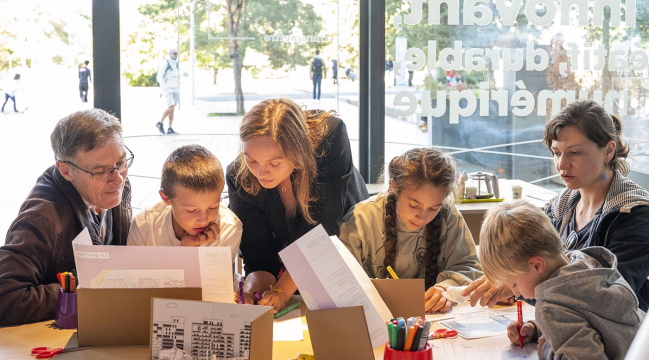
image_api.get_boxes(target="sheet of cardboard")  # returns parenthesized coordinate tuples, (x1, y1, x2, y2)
(305, 306, 374, 360)
(371, 279, 425, 318)
(149, 298, 273, 360)
(249, 309, 274, 360)
(77, 287, 202, 347)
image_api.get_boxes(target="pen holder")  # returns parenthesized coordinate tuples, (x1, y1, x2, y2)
(383, 342, 433, 360)
(55, 288, 77, 329)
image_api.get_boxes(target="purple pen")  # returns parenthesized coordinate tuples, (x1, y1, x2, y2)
(253, 291, 262, 302)
(238, 281, 245, 304)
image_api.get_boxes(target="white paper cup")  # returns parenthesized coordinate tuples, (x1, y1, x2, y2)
(465, 186, 477, 200)
(512, 185, 523, 200)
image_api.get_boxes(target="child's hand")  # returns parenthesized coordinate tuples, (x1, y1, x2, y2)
(425, 286, 452, 313)
(258, 290, 287, 313)
(507, 321, 537, 346)
(537, 336, 546, 359)
(180, 232, 209, 246)
(234, 291, 256, 305)
(180, 222, 220, 246)
(462, 275, 514, 307)
(201, 221, 221, 243)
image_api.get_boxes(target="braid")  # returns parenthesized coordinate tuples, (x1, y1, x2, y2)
(424, 206, 447, 288)
(383, 191, 398, 269)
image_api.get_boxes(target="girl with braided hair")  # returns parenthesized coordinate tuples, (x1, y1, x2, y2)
(339, 148, 483, 313)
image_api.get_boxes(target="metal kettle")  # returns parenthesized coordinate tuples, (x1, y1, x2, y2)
(467, 171, 500, 199)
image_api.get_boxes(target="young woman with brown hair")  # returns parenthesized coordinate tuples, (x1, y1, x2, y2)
(339, 148, 482, 313)
(227, 98, 368, 312)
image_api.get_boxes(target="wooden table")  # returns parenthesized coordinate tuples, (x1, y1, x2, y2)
(0, 298, 386, 360)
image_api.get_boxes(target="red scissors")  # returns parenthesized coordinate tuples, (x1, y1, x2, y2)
(430, 328, 459, 339)
(31, 347, 63, 359)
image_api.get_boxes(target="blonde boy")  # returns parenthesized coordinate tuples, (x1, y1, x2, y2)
(128, 145, 242, 263)
(480, 200, 644, 360)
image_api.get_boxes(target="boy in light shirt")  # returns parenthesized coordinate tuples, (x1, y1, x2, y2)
(128, 145, 242, 264)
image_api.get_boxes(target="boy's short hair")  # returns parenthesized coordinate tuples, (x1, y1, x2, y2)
(479, 200, 564, 285)
(161, 145, 224, 198)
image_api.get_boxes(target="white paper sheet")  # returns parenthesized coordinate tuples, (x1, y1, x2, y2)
(151, 299, 272, 360)
(429, 336, 539, 360)
(426, 302, 535, 323)
(438, 304, 535, 340)
(279, 225, 392, 350)
(100, 269, 185, 288)
(272, 308, 304, 341)
(72, 228, 233, 303)
(198, 247, 237, 303)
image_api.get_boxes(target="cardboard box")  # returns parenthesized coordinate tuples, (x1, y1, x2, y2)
(77, 288, 202, 347)
(306, 306, 374, 360)
(371, 279, 425, 318)
(150, 298, 274, 360)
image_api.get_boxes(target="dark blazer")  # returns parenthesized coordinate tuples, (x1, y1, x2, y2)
(0, 166, 132, 325)
(227, 115, 369, 277)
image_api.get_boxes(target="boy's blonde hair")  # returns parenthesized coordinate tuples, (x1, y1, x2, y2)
(479, 200, 564, 285)
(161, 145, 224, 198)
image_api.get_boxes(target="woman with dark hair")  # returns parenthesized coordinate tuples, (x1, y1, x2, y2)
(339, 148, 482, 313)
(465, 100, 649, 312)
(227, 98, 368, 312)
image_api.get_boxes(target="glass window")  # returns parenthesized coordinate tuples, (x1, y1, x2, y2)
(120, 0, 360, 213)
(384, 0, 649, 191)
(0, 2, 93, 236)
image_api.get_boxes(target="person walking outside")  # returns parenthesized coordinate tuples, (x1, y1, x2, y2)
(156, 48, 179, 135)
(78, 60, 92, 103)
(332, 59, 338, 85)
(309, 50, 326, 101)
(1, 74, 20, 113)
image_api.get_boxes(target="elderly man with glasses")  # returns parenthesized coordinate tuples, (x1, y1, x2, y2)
(0, 109, 134, 326)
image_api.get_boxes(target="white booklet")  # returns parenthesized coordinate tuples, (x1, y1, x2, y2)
(72, 228, 233, 303)
(279, 225, 392, 349)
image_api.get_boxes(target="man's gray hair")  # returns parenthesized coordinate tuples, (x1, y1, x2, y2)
(50, 109, 123, 161)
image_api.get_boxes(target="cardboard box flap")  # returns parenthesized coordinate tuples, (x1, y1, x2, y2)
(371, 279, 425, 318)
(77, 288, 202, 347)
(250, 309, 274, 360)
(305, 306, 374, 360)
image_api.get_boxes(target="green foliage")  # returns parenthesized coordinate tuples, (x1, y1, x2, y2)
(139, 0, 325, 72)
(423, 72, 438, 100)
(124, 71, 158, 87)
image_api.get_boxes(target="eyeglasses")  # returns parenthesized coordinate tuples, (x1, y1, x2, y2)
(62, 146, 134, 182)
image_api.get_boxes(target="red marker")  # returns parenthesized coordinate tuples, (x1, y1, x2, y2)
(517, 300, 524, 349)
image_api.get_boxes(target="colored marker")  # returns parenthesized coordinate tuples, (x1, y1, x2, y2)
(410, 324, 423, 351)
(238, 281, 245, 304)
(517, 300, 524, 349)
(274, 301, 301, 319)
(253, 291, 262, 302)
(386, 266, 399, 279)
(403, 325, 417, 351)
(396, 318, 406, 350)
(417, 320, 432, 351)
